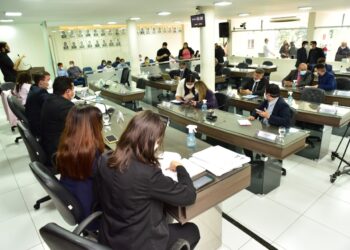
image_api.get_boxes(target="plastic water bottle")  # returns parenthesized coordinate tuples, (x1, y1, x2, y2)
(186, 125, 197, 148)
(201, 99, 208, 113)
(292, 80, 297, 90)
(287, 91, 293, 105)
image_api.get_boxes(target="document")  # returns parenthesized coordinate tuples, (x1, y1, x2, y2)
(319, 104, 337, 115)
(170, 100, 184, 104)
(238, 119, 252, 126)
(242, 94, 258, 99)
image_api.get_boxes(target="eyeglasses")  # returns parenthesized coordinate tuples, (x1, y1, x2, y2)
(159, 114, 170, 127)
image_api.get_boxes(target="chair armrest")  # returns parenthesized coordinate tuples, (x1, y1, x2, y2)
(170, 238, 191, 250)
(73, 211, 103, 235)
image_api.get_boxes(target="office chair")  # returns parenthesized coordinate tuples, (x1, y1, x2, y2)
(136, 78, 146, 89)
(194, 64, 200, 73)
(82, 67, 93, 75)
(7, 95, 28, 143)
(281, 107, 297, 176)
(336, 77, 350, 90)
(0, 82, 17, 131)
(120, 68, 130, 86)
(299, 88, 325, 150)
(245, 58, 253, 65)
(0, 82, 15, 94)
(236, 62, 248, 69)
(262, 61, 273, 80)
(214, 92, 228, 111)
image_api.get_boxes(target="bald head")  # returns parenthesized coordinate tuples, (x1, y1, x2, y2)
(298, 63, 307, 71)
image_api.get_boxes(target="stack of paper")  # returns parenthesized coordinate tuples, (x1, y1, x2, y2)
(319, 104, 337, 115)
(238, 119, 252, 126)
(242, 95, 258, 99)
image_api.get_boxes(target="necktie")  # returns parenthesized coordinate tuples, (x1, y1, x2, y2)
(180, 70, 184, 78)
(296, 72, 301, 85)
(252, 81, 258, 92)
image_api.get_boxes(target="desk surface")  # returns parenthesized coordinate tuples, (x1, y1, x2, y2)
(158, 104, 308, 159)
(89, 94, 251, 224)
(228, 63, 278, 73)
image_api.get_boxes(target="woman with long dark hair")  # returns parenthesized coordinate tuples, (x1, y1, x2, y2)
(96, 110, 200, 250)
(56, 104, 104, 220)
(13, 72, 32, 105)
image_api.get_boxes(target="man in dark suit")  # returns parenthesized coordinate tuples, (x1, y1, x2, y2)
(169, 61, 193, 80)
(239, 68, 269, 96)
(282, 63, 312, 87)
(25, 72, 51, 137)
(307, 41, 325, 67)
(40, 76, 75, 162)
(215, 43, 225, 63)
(295, 41, 308, 67)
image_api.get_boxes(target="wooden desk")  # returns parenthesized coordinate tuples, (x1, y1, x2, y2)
(158, 104, 308, 160)
(334, 71, 350, 78)
(132, 76, 178, 91)
(228, 63, 278, 73)
(87, 96, 251, 224)
(226, 68, 255, 78)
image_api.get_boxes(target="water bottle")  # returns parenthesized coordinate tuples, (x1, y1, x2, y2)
(292, 80, 297, 90)
(201, 99, 208, 113)
(287, 91, 293, 105)
(186, 125, 197, 148)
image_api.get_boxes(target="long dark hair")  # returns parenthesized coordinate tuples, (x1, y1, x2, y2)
(108, 110, 166, 171)
(15, 72, 32, 93)
(56, 105, 104, 180)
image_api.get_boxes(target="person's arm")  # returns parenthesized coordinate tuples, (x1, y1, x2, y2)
(178, 49, 182, 59)
(189, 47, 194, 57)
(13, 55, 25, 70)
(282, 71, 294, 86)
(175, 82, 184, 101)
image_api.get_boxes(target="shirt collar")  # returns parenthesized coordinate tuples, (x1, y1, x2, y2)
(268, 97, 278, 105)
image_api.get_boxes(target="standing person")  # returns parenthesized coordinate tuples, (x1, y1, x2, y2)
(190, 81, 218, 109)
(307, 41, 325, 68)
(56, 105, 104, 221)
(96, 110, 200, 250)
(0, 42, 25, 82)
(40, 76, 75, 164)
(263, 38, 275, 58)
(215, 43, 225, 63)
(57, 62, 68, 77)
(178, 42, 194, 60)
(295, 41, 308, 67)
(335, 42, 350, 61)
(156, 42, 172, 71)
(279, 41, 290, 58)
(13, 72, 32, 105)
(289, 42, 297, 59)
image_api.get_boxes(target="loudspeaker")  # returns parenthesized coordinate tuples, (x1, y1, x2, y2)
(219, 22, 229, 38)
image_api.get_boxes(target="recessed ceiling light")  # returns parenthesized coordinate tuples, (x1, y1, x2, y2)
(238, 13, 250, 17)
(214, 1, 232, 6)
(158, 11, 171, 16)
(298, 6, 312, 11)
(5, 12, 22, 17)
(0, 19, 14, 23)
(93, 24, 101, 27)
(129, 17, 141, 21)
(107, 21, 117, 25)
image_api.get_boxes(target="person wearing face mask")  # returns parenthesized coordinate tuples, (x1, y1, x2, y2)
(95, 110, 200, 250)
(282, 63, 312, 87)
(295, 41, 308, 68)
(175, 74, 197, 102)
(239, 68, 269, 96)
(40, 76, 75, 165)
(312, 63, 336, 91)
(0, 41, 25, 82)
(335, 42, 350, 61)
(57, 62, 68, 77)
(97, 59, 107, 70)
(67, 60, 83, 79)
(190, 80, 218, 109)
(314, 57, 333, 74)
(169, 61, 193, 80)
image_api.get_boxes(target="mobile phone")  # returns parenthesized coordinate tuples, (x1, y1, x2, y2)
(105, 135, 118, 143)
(193, 175, 214, 190)
(255, 109, 262, 113)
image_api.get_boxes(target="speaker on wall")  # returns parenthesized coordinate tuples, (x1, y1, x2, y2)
(219, 22, 229, 38)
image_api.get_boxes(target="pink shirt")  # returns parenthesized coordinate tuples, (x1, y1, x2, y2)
(182, 49, 192, 60)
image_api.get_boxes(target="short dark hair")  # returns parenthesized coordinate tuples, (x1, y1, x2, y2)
(317, 57, 326, 64)
(302, 41, 308, 46)
(53, 76, 73, 96)
(255, 68, 265, 74)
(162, 42, 167, 46)
(266, 84, 280, 97)
(0, 41, 7, 50)
(57, 62, 63, 67)
(33, 71, 50, 85)
(311, 41, 317, 45)
(16, 72, 32, 93)
(179, 61, 187, 66)
(315, 63, 326, 70)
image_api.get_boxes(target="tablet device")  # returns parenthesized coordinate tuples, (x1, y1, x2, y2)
(193, 175, 214, 190)
(105, 135, 118, 143)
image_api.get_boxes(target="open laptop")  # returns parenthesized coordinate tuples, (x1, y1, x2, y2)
(161, 73, 172, 81)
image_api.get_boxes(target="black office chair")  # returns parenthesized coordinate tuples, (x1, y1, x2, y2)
(82, 67, 94, 75)
(262, 61, 273, 66)
(237, 62, 248, 69)
(215, 92, 228, 111)
(336, 77, 350, 90)
(136, 78, 146, 89)
(194, 64, 200, 73)
(120, 68, 130, 86)
(0, 82, 15, 94)
(7, 95, 28, 143)
(245, 58, 253, 65)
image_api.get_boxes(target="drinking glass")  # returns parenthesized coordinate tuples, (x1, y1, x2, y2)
(102, 113, 110, 126)
(278, 126, 286, 143)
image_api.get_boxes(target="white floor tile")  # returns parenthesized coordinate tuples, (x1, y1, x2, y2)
(0, 189, 28, 223)
(222, 190, 254, 214)
(239, 239, 268, 250)
(327, 184, 350, 204)
(305, 195, 350, 238)
(222, 220, 251, 250)
(0, 213, 41, 250)
(12, 164, 37, 187)
(20, 182, 47, 211)
(28, 244, 45, 250)
(0, 166, 19, 195)
(276, 216, 350, 250)
(229, 196, 299, 241)
(331, 174, 350, 191)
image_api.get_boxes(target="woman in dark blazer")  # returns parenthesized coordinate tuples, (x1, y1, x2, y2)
(190, 80, 218, 109)
(95, 110, 200, 250)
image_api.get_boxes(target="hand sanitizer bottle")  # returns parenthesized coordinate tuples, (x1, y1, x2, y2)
(288, 91, 293, 105)
(201, 99, 208, 113)
(186, 125, 197, 148)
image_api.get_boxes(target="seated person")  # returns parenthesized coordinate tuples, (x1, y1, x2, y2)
(97, 60, 107, 70)
(315, 57, 333, 74)
(282, 63, 312, 87)
(239, 68, 269, 96)
(141, 56, 151, 66)
(25, 72, 51, 137)
(111, 57, 120, 68)
(215, 59, 223, 76)
(56, 105, 104, 221)
(95, 110, 200, 250)
(175, 74, 196, 101)
(40, 76, 75, 164)
(312, 63, 336, 91)
(13, 72, 32, 105)
(103, 61, 115, 72)
(190, 80, 218, 109)
(57, 62, 68, 77)
(169, 61, 192, 80)
(116, 58, 129, 69)
(67, 60, 82, 79)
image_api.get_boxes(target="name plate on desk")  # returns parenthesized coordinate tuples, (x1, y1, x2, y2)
(256, 130, 277, 142)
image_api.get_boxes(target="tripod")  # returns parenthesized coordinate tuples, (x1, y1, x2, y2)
(330, 123, 350, 183)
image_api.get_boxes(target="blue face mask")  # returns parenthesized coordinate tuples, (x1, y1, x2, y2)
(300, 70, 307, 76)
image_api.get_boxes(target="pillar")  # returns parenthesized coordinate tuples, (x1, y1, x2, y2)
(306, 12, 316, 42)
(127, 20, 141, 75)
(199, 6, 216, 91)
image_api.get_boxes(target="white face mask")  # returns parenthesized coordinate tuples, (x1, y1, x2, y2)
(180, 68, 185, 72)
(70, 64, 74, 67)
(154, 142, 159, 151)
(186, 83, 194, 89)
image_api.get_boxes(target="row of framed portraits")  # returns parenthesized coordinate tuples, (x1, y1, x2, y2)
(60, 26, 182, 39)
(62, 39, 121, 50)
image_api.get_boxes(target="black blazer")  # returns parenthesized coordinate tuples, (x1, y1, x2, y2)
(253, 97, 291, 128)
(169, 68, 192, 80)
(307, 47, 325, 65)
(282, 69, 312, 87)
(40, 94, 74, 160)
(241, 77, 269, 96)
(295, 47, 307, 67)
(95, 153, 196, 250)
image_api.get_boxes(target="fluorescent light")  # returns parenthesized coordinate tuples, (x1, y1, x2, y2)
(5, 12, 22, 17)
(238, 13, 250, 17)
(155, 23, 162, 26)
(51, 30, 57, 33)
(214, 1, 232, 6)
(174, 21, 182, 24)
(0, 19, 14, 23)
(298, 6, 312, 11)
(93, 24, 101, 27)
(107, 21, 117, 25)
(158, 11, 171, 16)
(129, 17, 140, 21)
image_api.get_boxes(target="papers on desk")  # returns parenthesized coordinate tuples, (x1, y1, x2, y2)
(335, 90, 350, 97)
(82, 95, 97, 101)
(238, 119, 252, 126)
(256, 130, 277, 142)
(242, 94, 258, 99)
(170, 100, 184, 104)
(319, 104, 337, 115)
(94, 103, 112, 113)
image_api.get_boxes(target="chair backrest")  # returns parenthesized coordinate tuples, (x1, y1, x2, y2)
(40, 223, 111, 250)
(17, 121, 48, 164)
(262, 61, 273, 66)
(290, 107, 297, 127)
(300, 88, 325, 103)
(0, 82, 15, 93)
(336, 77, 350, 90)
(194, 64, 200, 73)
(83, 67, 93, 75)
(120, 68, 130, 85)
(7, 95, 29, 125)
(214, 92, 228, 111)
(222, 67, 231, 76)
(237, 62, 248, 69)
(29, 161, 84, 225)
(245, 58, 253, 65)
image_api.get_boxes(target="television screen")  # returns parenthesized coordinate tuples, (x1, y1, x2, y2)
(191, 14, 205, 28)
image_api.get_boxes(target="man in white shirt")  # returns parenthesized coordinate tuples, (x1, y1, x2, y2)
(263, 38, 275, 58)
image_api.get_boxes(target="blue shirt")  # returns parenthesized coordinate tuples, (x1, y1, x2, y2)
(57, 68, 68, 77)
(318, 71, 336, 91)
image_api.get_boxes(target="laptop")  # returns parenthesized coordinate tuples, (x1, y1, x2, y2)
(161, 73, 172, 81)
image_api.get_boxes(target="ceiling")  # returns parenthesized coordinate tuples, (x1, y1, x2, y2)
(0, 0, 349, 26)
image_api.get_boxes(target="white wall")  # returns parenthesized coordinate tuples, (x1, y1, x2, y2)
(0, 23, 54, 82)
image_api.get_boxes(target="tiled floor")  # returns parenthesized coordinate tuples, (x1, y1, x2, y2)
(1, 101, 350, 250)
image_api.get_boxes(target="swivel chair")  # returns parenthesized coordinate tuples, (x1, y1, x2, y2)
(336, 77, 350, 90)
(7, 95, 28, 143)
(214, 92, 228, 111)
